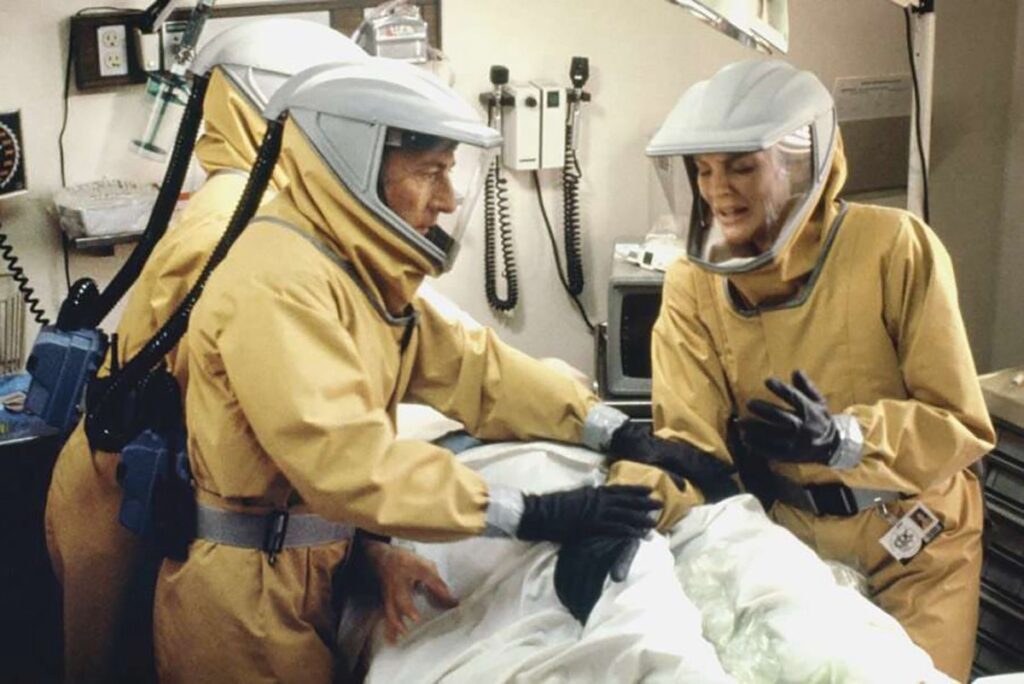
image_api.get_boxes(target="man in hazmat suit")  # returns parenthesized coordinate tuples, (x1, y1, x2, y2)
(646, 58, 992, 682)
(153, 59, 738, 683)
(44, 20, 370, 683)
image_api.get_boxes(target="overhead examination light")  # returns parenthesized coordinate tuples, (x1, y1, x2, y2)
(668, 0, 789, 54)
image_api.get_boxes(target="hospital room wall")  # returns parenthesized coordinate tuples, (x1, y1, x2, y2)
(0, 0, 171, 338)
(991, 0, 1024, 371)
(0, 0, 1019, 379)
(432, 0, 1022, 376)
(930, 0, 1021, 374)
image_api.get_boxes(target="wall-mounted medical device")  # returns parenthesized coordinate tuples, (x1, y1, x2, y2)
(535, 83, 567, 169)
(500, 82, 567, 171)
(483, 58, 590, 173)
(478, 58, 593, 317)
(0, 111, 26, 200)
(352, 0, 430, 63)
(500, 84, 539, 170)
(133, 0, 216, 75)
(133, 0, 216, 161)
(493, 79, 574, 171)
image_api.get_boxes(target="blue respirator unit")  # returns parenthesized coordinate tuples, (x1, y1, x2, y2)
(118, 427, 187, 535)
(118, 425, 195, 560)
(113, 367, 195, 560)
(24, 325, 108, 433)
(24, 277, 108, 433)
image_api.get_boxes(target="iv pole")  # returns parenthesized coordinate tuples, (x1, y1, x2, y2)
(901, 0, 935, 221)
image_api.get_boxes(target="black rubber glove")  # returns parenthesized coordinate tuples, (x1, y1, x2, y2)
(516, 485, 660, 543)
(608, 421, 739, 503)
(555, 535, 640, 624)
(738, 370, 840, 464)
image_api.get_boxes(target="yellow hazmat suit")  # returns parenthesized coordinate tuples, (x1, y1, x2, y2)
(153, 121, 693, 683)
(43, 69, 282, 683)
(651, 137, 992, 682)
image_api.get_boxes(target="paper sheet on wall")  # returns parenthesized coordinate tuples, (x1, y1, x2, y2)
(832, 75, 912, 122)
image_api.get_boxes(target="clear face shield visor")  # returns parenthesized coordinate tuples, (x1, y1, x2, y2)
(653, 126, 816, 274)
(378, 128, 496, 271)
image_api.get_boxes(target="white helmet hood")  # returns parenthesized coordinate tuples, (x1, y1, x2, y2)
(646, 59, 837, 274)
(266, 59, 501, 272)
(190, 19, 369, 109)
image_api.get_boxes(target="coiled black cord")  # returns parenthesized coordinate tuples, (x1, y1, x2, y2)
(532, 171, 594, 333)
(85, 117, 284, 453)
(88, 73, 210, 328)
(484, 160, 518, 312)
(0, 225, 50, 326)
(562, 125, 584, 296)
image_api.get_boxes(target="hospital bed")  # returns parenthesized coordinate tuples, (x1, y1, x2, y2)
(336, 403, 953, 684)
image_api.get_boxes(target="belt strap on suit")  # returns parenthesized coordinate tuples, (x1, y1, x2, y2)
(773, 477, 901, 517)
(196, 503, 352, 564)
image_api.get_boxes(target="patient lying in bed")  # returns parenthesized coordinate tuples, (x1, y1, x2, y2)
(337, 407, 951, 684)
(333, 285, 950, 683)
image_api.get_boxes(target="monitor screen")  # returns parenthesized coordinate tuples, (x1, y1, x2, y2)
(604, 261, 665, 399)
(620, 291, 662, 380)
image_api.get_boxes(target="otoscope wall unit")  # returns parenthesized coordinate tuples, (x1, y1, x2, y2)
(481, 59, 590, 172)
(476, 58, 593, 316)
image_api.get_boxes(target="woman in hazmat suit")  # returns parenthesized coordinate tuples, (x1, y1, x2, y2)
(646, 58, 992, 682)
(153, 58, 738, 683)
(44, 19, 370, 683)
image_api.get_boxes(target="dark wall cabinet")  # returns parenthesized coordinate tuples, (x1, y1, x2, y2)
(974, 369, 1024, 679)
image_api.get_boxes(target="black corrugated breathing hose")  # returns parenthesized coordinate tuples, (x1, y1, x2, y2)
(85, 116, 284, 453)
(88, 73, 210, 327)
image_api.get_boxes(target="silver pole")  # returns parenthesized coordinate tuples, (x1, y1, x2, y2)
(907, 7, 935, 220)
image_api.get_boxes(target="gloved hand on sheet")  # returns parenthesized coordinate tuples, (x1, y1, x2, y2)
(516, 485, 661, 543)
(554, 535, 640, 624)
(738, 370, 862, 469)
(608, 421, 739, 503)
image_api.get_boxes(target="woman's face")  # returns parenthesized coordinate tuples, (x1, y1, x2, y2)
(693, 150, 790, 252)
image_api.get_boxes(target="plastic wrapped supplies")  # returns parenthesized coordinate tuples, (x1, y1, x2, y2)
(53, 180, 157, 239)
(671, 496, 950, 684)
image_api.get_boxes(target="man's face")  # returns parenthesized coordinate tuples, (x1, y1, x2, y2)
(381, 147, 458, 235)
(693, 150, 790, 252)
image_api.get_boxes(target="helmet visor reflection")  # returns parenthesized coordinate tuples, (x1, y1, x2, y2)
(657, 126, 815, 273)
(379, 130, 495, 271)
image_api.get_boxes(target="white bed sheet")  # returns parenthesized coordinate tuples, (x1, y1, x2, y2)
(364, 441, 731, 684)
(352, 437, 950, 684)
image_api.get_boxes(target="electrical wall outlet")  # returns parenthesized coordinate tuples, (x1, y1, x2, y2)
(97, 24, 128, 77)
(71, 12, 148, 90)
